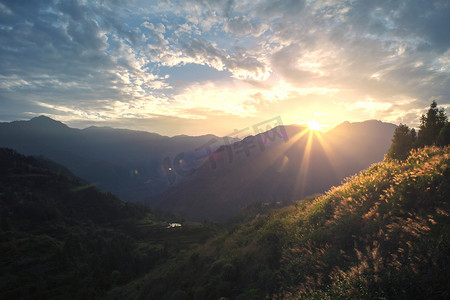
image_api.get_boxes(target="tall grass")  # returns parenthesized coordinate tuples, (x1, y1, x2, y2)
(113, 146, 450, 299)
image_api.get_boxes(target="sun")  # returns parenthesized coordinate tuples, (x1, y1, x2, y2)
(306, 120, 323, 131)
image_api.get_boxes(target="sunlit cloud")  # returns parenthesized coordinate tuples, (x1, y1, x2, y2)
(350, 98, 393, 116)
(0, 0, 449, 135)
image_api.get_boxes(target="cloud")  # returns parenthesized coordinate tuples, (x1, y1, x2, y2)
(174, 0, 235, 18)
(226, 16, 268, 37)
(181, 38, 270, 80)
(344, 0, 450, 53)
(254, 0, 306, 17)
(181, 38, 228, 70)
(264, 0, 450, 112)
(0, 0, 171, 114)
(0, 0, 449, 135)
(149, 37, 270, 81)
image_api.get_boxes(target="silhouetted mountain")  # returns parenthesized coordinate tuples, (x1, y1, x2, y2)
(0, 116, 396, 222)
(0, 116, 234, 203)
(155, 120, 397, 222)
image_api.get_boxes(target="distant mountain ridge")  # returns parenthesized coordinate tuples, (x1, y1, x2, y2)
(155, 120, 397, 222)
(0, 116, 396, 221)
(0, 116, 236, 203)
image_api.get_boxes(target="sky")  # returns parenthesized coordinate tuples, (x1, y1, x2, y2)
(0, 0, 449, 136)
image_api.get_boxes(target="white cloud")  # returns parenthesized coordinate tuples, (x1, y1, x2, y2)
(350, 98, 392, 114)
(0, 0, 449, 134)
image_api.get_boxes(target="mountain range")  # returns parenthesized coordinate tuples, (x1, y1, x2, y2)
(155, 120, 397, 221)
(0, 116, 396, 221)
(0, 116, 234, 203)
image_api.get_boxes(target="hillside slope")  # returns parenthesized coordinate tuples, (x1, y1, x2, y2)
(113, 146, 450, 299)
(0, 148, 218, 299)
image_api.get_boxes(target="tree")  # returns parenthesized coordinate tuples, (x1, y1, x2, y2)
(437, 123, 450, 146)
(417, 101, 447, 146)
(386, 124, 416, 160)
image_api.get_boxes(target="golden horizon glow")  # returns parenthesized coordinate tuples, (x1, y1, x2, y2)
(298, 120, 324, 131)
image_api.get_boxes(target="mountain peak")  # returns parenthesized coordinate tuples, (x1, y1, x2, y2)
(30, 115, 62, 123)
(28, 115, 69, 129)
(331, 119, 396, 131)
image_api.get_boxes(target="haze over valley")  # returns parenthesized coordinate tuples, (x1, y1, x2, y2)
(0, 116, 396, 222)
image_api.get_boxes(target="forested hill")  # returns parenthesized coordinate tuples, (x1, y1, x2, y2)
(111, 146, 450, 299)
(0, 148, 218, 299)
(0, 116, 235, 203)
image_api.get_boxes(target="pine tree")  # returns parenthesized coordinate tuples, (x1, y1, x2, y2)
(437, 123, 450, 146)
(386, 124, 416, 160)
(417, 101, 447, 146)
